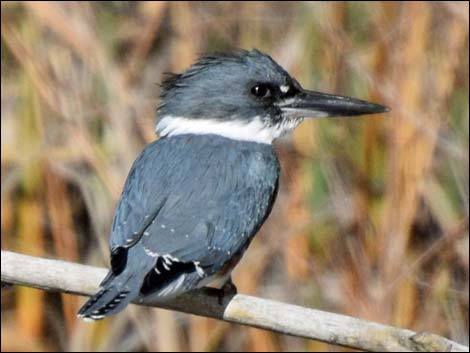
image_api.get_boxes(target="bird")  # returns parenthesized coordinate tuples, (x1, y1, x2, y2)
(77, 49, 388, 320)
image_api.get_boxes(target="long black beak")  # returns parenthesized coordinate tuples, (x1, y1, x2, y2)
(279, 89, 389, 118)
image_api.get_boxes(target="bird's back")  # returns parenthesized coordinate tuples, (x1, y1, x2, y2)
(78, 134, 279, 320)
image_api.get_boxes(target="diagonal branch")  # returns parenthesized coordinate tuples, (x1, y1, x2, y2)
(1, 250, 468, 352)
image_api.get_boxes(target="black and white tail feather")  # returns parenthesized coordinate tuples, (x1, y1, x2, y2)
(77, 254, 206, 321)
(77, 274, 139, 321)
(77, 286, 131, 321)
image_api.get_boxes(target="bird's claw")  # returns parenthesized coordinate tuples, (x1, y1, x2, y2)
(218, 277, 237, 305)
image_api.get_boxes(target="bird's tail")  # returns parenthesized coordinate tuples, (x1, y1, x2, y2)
(77, 276, 137, 321)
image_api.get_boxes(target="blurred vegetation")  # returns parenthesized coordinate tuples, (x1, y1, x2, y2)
(1, 1, 468, 351)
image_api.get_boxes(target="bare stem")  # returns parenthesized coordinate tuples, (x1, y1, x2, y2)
(1, 250, 468, 352)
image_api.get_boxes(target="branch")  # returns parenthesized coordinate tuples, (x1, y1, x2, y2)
(1, 250, 467, 352)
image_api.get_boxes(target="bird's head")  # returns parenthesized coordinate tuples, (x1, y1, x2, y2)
(156, 49, 388, 144)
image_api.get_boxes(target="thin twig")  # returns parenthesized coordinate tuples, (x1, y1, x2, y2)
(1, 250, 468, 352)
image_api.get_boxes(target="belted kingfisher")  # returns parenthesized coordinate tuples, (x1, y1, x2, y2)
(78, 49, 388, 320)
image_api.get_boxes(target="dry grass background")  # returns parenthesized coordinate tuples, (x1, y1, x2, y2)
(1, 1, 468, 351)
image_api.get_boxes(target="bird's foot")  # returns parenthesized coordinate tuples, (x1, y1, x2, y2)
(218, 277, 237, 305)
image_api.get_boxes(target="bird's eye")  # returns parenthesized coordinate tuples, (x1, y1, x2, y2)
(251, 84, 271, 98)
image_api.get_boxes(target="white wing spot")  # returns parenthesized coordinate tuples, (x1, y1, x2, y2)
(81, 317, 95, 322)
(194, 261, 205, 277)
(280, 85, 290, 93)
(170, 228, 175, 233)
(161, 224, 166, 229)
(144, 247, 159, 257)
(163, 254, 180, 262)
(143, 231, 150, 236)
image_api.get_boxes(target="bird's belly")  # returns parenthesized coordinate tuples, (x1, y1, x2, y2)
(199, 250, 245, 289)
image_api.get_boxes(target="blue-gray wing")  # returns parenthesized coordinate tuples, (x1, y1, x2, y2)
(107, 135, 279, 295)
